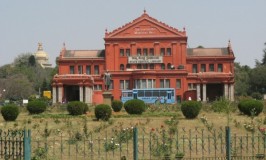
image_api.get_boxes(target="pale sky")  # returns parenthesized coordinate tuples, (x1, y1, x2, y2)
(1, 0, 266, 68)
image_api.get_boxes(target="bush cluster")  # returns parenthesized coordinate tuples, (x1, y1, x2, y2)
(94, 104, 112, 121)
(27, 100, 47, 114)
(111, 100, 123, 112)
(211, 98, 230, 113)
(1, 104, 20, 121)
(181, 101, 202, 119)
(67, 101, 88, 116)
(124, 99, 145, 115)
(238, 99, 263, 116)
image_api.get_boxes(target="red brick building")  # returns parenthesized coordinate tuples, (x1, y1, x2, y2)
(52, 11, 235, 104)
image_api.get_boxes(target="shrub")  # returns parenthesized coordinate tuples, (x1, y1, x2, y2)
(111, 100, 123, 112)
(27, 100, 47, 114)
(211, 98, 230, 113)
(67, 101, 87, 115)
(124, 99, 145, 115)
(251, 92, 263, 100)
(1, 104, 20, 121)
(181, 101, 202, 119)
(238, 99, 263, 116)
(94, 104, 112, 121)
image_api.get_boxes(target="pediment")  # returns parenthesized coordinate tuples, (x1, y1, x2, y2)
(105, 13, 186, 38)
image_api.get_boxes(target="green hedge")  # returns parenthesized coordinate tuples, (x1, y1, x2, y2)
(111, 100, 123, 112)
(27, 100, 47, 114)
(238, 99, 263, 116)
(124, 99, 145, 115)
(94, 104, 112, 121)
(181, 101, 202, 119)
(67, 101, 88, 116)
(1, 104, 20, 121)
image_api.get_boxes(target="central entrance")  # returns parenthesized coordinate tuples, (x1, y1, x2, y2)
(64, 85, 79, 102)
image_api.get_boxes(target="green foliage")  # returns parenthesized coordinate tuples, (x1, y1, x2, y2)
(0, 104, 20, 121)
(111, 100, 123, 112)
(124, 99, 145, 115)
(94, 104, 112, 121)
(238, 99, 264, 116)
(181, 101, 202, 119)
(249, 65, 266, 94)
(234, 63, 251, 96)
(251, 92, 263, 100)
(67, 101, 87, 116)
(211, 98, 230, 113)
(27, 100, 47, 114)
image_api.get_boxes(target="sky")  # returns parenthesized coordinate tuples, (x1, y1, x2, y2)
(1, 0, 266, 68)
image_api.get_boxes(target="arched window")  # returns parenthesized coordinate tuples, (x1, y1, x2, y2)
(167, 63, 171, 70)
(120, 64, 124, 71)
(161, 64, 165, 70)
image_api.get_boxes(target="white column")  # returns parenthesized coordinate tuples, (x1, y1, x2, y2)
(196, 84, 201, 101)
(203, 84, 206, 102)
(85, 86, 91, 103)
(230, 84, 234, 101)
(90, 88, 93, 103)
(224, 84, 229, 99)
(58, 86, 63, 103)
(79, 86, 84, 102)
(52, 86, 57, 104)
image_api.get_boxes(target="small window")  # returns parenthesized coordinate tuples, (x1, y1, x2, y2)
(143, 48, 148, 56)
(137, 64, 142, 69)
(149, 64, 154, 69)
(201, 64, 206, 72)
(126, 49, 130, 56)
(160, 79, 170, 88)
(120, 80, 124, 89)
(192, 64, 198, 73)
(86, 65, 91, 74)
(78, 65, 83, 74)
(218, 64, 223, 72)
(161, 64, 165, 70)
(209, 64, 214, 72)
(160, 48, 165, 56)
(166, 48, 171, 56)
(176, 79, 181, 89)
(120, 64, 124, 71)
(126, 64, 131, 69)
(70, 66, 74, 74)
(149, 48, 154, 56)
(143, 64, 148, 69)
(137, 48, 141, 56)
(94, 65, 99, 75)
(120, 49, 124, 56)
(167, 63, 171, 70)
(94, 85, 102, 90)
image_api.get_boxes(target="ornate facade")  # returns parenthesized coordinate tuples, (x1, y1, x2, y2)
(52, 11, 235, 104)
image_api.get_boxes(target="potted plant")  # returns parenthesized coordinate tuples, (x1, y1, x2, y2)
(175, 152, 184, 160)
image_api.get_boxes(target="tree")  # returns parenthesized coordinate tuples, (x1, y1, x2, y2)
(249, 65, 266, 94)
(234, 63, 250, 96)
(262, 42, 266, 65)
(28, 55, 36, 66)
(4, 74, 35, 100)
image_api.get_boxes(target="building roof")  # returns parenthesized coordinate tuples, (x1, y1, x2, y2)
(105, 10, 186, 38)
(63, 50, 105, 58)
(187, 48, 230, 56)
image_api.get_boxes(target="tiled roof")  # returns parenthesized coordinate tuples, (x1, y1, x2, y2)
(63, 50, 105, 58)
(187, 48, 229, 56)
